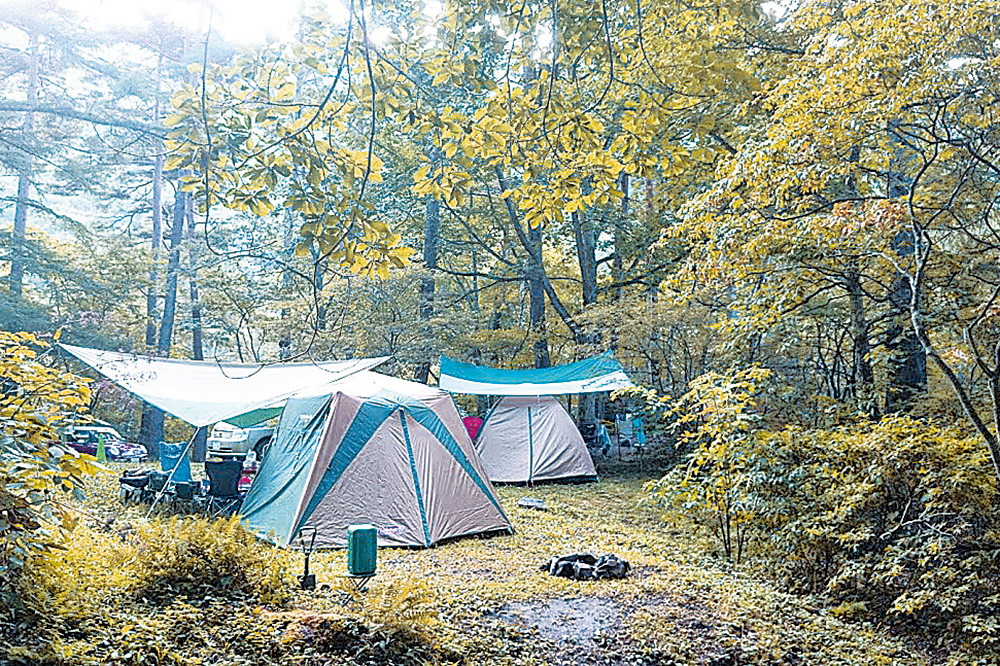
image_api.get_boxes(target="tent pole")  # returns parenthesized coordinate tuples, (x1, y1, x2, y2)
(144, 429, 199, 519)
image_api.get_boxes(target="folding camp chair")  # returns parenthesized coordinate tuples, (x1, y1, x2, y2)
(119, 469, 150, 503)
(597, 423, 614, 458)
(615, 415, 634, 448)
(203, 459, 243, 517)
(169, 481, 198, 513)
(616, 414, 646, 460)
(141, 471, 170, 504)
(632, 417, 647, 453)
(160, 441, 192, 483)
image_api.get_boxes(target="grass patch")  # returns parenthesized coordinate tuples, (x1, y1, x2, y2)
(1, 464, 956, 665)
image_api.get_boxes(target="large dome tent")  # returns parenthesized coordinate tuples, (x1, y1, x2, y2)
(239, 372, 512, 548)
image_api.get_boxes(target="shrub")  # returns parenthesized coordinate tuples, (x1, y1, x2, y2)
(351, 579, 439, 640)
(8, 517, 291, 665)
(276, 581, 443, 665)
(645, 366, 773, 563)
(126, 516, 291, 604)
(0, 332, 98, 607)
(763, 418, 1000, 651)
(644, 366, 1000, 655)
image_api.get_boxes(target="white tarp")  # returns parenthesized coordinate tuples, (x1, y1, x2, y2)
(60, 344, 388, 427)
(293, 370, 444, 400)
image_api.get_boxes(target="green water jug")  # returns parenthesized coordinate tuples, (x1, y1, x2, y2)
(347, 524, 377, 576)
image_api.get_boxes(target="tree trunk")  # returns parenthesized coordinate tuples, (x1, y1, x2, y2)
(310, 247, 327, 332)
(158, 191, 187, 355)
(9, 30, 39, 301)
(527, 220, 550, 368)
(885, 132, 927, 411)
(279, 212, 295, 360)
(494, 168, 554, 367)
(141, 189, 187, 456)
(571, 209, 600, 427)
(845, 267, 876, 416)
(139, 77, 165, 458)
(571, 210, 598, 308)
(415, 191, 440, 383)
(886, 230, 927, 411)
(146, 58, 164, 347)
(614, 173, 628, 302)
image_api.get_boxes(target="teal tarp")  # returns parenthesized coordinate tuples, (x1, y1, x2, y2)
(439, 351, 633, 395)
(224, 406, 284, 428)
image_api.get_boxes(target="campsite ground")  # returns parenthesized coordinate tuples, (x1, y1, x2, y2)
(7, 465, 930, 666)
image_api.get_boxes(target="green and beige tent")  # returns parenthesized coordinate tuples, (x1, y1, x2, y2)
(240, 372, 512, 548)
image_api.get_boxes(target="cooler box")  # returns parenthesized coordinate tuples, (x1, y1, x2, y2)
(347, 524, 377, 576)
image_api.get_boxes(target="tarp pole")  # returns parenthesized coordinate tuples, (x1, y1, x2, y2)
(144, 429, 198, 519)
(527, 406, 534, 487)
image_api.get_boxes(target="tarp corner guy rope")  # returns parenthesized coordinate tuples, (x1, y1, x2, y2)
(60, 343, 388, 427)
(438, 351, 634, 396)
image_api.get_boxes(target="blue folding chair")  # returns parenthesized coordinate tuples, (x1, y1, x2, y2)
(632, 417, 647, 450)
(160, 441, 192, 483)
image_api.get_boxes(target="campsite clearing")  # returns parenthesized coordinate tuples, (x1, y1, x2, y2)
(5, 465, 928, 666)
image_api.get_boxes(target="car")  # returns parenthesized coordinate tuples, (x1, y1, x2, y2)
(207, 422, 273, 459)
(63, 423, 148, 462)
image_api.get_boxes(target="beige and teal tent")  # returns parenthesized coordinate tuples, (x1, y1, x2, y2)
(439, 353, 630, 484)
(240, 373, 512, 548)
(474, 396, 598, 484)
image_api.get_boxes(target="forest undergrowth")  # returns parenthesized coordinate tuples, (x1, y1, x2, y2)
(1, 466, 959, 666)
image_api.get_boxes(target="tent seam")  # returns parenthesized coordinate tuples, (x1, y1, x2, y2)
(527, 405, 534, 485)
(399, 410, 431, 547)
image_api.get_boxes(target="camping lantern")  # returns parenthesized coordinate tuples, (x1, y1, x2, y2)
(347, 524, 377, 576)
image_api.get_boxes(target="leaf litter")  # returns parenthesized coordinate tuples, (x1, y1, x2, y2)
(3, 466, 939, 665)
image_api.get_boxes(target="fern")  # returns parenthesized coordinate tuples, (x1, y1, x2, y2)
(352, 580, 439, 638)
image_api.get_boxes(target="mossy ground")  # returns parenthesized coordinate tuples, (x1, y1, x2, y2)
(4, 464, 953, 666)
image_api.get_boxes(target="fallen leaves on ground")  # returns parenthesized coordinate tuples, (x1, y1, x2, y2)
(2, 466, 944, 666)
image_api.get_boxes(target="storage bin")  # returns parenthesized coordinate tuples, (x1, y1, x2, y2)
(347, 524, 377, 575)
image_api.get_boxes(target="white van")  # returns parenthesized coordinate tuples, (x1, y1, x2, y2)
(207, 422, 273, 459)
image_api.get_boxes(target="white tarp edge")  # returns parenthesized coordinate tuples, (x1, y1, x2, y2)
(238, 369, 447, 416)
(439, 370, 634, 396)
(61, 344, 388, 426)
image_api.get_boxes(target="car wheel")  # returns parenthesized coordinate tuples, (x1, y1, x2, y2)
(254, 438, 271, 462)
